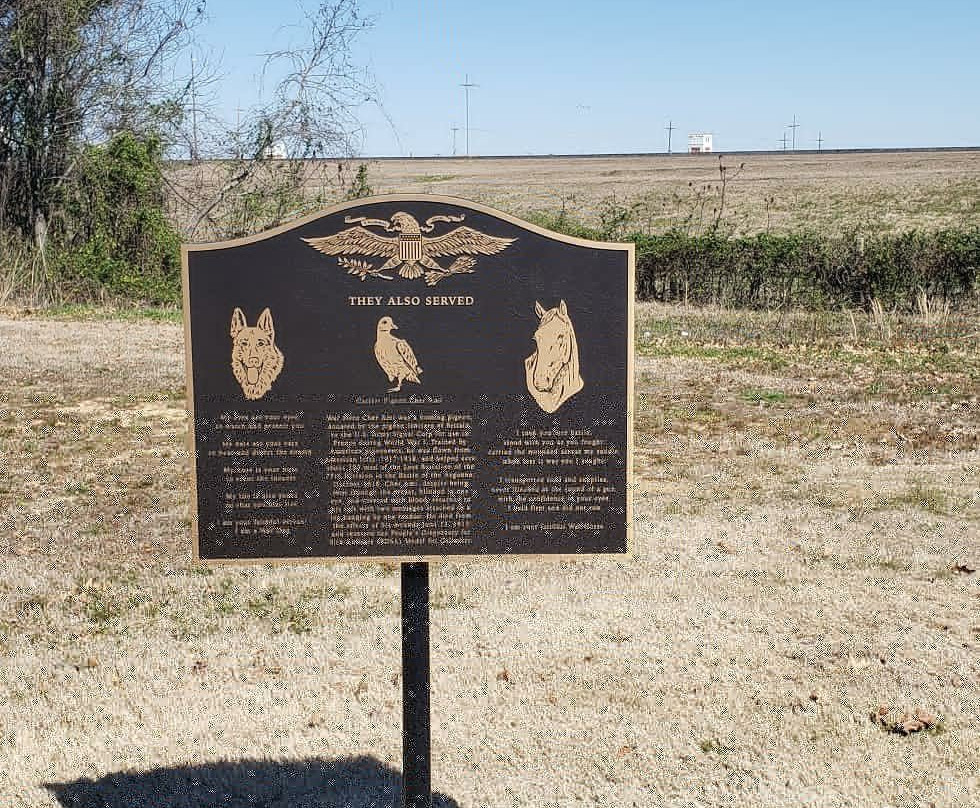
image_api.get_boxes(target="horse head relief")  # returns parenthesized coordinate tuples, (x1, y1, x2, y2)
(525, 299, 584, 413)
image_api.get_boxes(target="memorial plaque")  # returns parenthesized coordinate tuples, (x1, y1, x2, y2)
(182, 195, 633, 561)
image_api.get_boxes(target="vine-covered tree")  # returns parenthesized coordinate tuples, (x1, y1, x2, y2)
(0, 0, 376, 303)
(0, 0, 202, 248)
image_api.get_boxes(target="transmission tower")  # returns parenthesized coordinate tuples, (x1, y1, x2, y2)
(787, 114, 800, 151)
(460, 75, 478, 157)
(780, 131, 790, 151)
(665, 120, 675, 154)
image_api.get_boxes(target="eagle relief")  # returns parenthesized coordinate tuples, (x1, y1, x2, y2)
(302, 211, 515, 285)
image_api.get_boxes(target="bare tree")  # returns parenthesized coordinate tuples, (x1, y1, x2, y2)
(175, 0, 378, 241)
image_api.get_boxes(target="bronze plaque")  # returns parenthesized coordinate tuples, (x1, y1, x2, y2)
(182, 196, 634, 562)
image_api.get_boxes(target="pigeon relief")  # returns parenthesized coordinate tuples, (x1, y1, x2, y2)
(303, 211, 515, 286)
(525, 299, 584, 413)
(375, 316, 423, 392)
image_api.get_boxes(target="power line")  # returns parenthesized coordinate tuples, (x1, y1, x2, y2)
(665, 120, 675, 154)
(460, 74, 478, 157)
(787, 114, 800, 151)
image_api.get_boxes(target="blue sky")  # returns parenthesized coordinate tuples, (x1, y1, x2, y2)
(195, 0, 979, 156)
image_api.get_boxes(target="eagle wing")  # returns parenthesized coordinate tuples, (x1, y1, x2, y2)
(395, 338, 421, 375)
(303, 227, 399, 258)
(422, 226, 515, 258)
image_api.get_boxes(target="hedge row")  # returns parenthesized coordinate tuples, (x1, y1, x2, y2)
(630, 229, 980, 309)
(530, 210, 980, 310)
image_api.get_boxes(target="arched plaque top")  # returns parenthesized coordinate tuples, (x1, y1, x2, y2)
(183, 194, 635, 254)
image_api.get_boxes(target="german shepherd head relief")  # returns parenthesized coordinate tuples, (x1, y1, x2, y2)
(230, 307, 284, 400)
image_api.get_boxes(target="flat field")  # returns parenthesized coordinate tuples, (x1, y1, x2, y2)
(363, 150, 980, 235)
(168, 149, 980, 238)
(1, 305, 978, 807)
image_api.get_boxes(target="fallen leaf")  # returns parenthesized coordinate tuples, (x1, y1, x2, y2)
(870, 705, 890, 725)
(73, 656, 99, 671)
(871, 704, 939, 734)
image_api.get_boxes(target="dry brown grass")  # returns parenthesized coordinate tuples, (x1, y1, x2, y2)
(168, 150, 980, 238)
(1, 306, 978, 807)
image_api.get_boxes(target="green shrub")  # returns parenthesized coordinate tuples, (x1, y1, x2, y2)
(52, 132, 181, 305)
(344, 163, 374, 200)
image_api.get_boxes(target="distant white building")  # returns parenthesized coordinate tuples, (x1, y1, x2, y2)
(262, 141, 288, 159)
(688, 133, 713, 154)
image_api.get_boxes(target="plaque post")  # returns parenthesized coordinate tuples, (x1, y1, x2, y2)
(401, 561, 431, 808)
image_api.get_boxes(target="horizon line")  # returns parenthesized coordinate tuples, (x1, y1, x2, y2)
(166, 145, 980, 164)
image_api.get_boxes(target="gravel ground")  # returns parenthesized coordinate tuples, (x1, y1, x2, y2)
(1, 311, 978, 808)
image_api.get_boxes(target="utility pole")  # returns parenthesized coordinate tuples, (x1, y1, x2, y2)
(190, 55, 199, 161)
(780, 131, 789, 151)
(460, 74, 478, 157)
(788, 114, 800, 151)
(665, 120, 675, 154)
(451, 126, 460, 156)
(235, 104, 244, 159)
(816, 131, 824, 150)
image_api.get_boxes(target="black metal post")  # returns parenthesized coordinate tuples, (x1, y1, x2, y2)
(401, 562, 431, 808)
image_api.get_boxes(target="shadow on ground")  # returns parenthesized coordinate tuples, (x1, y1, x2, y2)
(46, 755, 461, 808)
